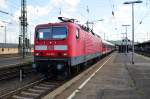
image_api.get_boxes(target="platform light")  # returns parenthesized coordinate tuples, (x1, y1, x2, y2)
(123, 0, 143, 64)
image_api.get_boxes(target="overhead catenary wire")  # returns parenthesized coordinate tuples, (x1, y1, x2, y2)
(1, 0, 21, 16)
(138, 0, 150, 24)
(109, 0, 116, 16)
(0, 10, 9, 15)
(134, 4, 150, 32)
(139, 9, 150, 24)
(108, 0, 121, 40)
(0, 1, 21, 24)
(146, 0, 150, 7)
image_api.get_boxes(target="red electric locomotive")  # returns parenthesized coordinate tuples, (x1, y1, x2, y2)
(34, 17, 114, 78)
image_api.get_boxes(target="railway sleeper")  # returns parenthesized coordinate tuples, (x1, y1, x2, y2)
(12, 87, 51, 99)
(11, 88, 44, 99)
(34, 86, 50, 90)
(28, 88, 45, 93)
(21, 91, 39, 96)
(11, 84, 55, 99)
(13, 94, 36, 99)
(12, 95, 34, 99)
(40, 83, 56, 87)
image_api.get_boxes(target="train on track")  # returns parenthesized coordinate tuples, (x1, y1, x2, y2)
(34, 17, 115, 78)
(135, 41, 150, 57)
(135, 41, 150, 53)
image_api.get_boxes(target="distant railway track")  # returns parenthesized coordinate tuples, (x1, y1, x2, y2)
(0, 53, 32, 58)
(0, 54, 19, 58)
(0, 55, 32, 61)
(0, 63, 33, 81)
(136, 51, 150, 57)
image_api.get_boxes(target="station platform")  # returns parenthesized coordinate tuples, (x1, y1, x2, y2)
(70, 52, 150, 99)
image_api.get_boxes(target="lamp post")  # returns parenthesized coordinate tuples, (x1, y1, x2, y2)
(0, 25, 6, 47)
(124, 0, 142, 64)
(4, 26, 6, 46)
(1, 21, 12, 48)
(122, 25, 130, 55)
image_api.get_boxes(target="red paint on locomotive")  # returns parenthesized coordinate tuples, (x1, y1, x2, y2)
(33, 19, 114, 78)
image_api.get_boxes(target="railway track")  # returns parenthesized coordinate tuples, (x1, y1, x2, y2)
(0, 54, 20, 58)
(0, 52, 113, 99)
(0, 54, 32, 60)
(0, 56, 32, 61)
(136, 51, 150, 57)
(0, 63, 33, 81)
(0, 61, 99, 99)
(0, 63, 65, 99)
(0, 78, 64, 99)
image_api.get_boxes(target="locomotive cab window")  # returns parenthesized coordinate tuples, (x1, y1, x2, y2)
(52, 27, 67, 39)
(36, 27, 67, 40)
(76, 28, 80, 39)
(37, 28, 52, 39)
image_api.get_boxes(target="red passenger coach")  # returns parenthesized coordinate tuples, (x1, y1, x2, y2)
(34, 17, 114, 78)
(102, 40, 114, 55)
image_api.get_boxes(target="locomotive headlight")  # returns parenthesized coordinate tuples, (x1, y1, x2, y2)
(35, 52, 40, 56)
(63, 53, 68, 56)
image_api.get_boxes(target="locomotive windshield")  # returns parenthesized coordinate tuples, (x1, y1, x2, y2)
(37, 27, 67, 40)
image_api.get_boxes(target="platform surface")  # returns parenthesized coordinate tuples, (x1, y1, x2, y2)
(72, 53, 150, 99)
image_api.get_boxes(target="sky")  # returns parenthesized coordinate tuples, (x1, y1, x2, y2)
(0, 0, 150, 44)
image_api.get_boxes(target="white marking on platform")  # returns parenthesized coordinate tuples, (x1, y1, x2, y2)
(67, 55, 113, 99)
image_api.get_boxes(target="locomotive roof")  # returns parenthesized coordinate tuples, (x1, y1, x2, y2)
(36, 17, 103, 39)
(35, 22, 70, 27)
(35, 21, 102, 39)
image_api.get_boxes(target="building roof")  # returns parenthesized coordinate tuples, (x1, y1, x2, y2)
(135, 40, 150, 46)
(0, 43, 18, 48)
(109, 39, 132, 46)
